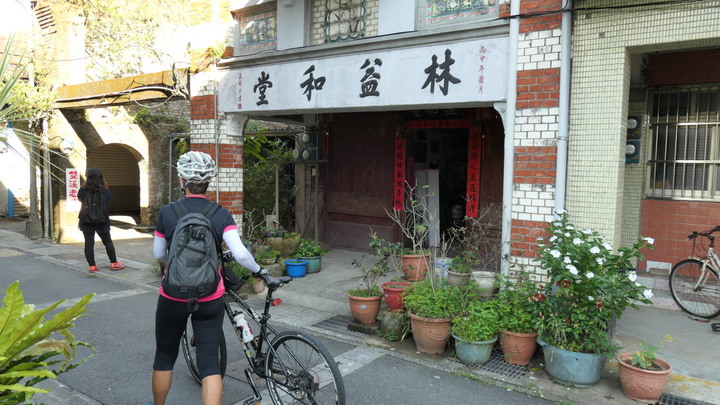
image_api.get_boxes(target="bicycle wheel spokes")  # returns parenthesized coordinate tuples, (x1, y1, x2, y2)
(265, 332, 345, 405)
(670, 259, 720, 319)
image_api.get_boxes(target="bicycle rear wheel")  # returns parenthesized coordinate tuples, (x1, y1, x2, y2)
(669, 258, 720, 319)
(181, 322, 228, 384)
(265, 331, 345, 405)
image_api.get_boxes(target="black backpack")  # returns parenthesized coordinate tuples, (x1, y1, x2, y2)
(162, 201, 221, 310)
(80, 189, 106, 225)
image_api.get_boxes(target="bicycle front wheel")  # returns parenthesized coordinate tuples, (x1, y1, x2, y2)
(181, 322, 228, 384)
(265, 331, 345, 405)
(669, 258, 720, 319)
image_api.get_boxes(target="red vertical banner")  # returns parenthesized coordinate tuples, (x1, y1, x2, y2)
(466, 128, 481, 218)
(393, 138, 406, 211)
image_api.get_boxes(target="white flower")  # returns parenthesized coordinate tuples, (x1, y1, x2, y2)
(595, 257, 605, 265)
(643, 237, 655, 245)
(554, 222, 562, 227)
(619, 251, 625, 256)
(567, 265, 578, 275)
(566, 225, 575, 230)
(564, 232, 571, 237)
(588, 296, 595, 301)
(643, 289, 654, 299)
(572, 238, 582, 245)
(564, 256, 572, 264)
(550, 249, 561, 258)
(628, 272, 638, 282)
(602, 242, 612, 250)
(635, 282, 641, 287)
(586, 271, 594, 279)
(556, 209, 566, 215)
(549, 235, 558, 242)
(582, 229, 593, 234)
(590, 246, 600, 254)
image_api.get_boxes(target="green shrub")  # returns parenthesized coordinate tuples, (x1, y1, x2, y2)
(452, 299, 500, 342)
(0, 282, 94, 403)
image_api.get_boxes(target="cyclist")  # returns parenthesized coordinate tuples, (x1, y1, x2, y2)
(150, 151, 265, 405)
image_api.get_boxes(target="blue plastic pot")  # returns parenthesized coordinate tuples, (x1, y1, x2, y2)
(284, 259, 308, 278)
(537, 337, 606, 387)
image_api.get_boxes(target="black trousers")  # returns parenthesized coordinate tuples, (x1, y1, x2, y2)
(82, 230, 117, 266)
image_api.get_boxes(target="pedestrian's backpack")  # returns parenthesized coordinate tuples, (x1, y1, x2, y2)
(80, 189, 106, 225)
(162, 201, 222, 309)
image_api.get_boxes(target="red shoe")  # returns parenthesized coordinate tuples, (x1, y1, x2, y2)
(89, 265, 99, 273)
(110, 262, 126, 271)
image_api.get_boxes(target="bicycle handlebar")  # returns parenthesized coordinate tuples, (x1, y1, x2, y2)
(688, 226, 720, 240)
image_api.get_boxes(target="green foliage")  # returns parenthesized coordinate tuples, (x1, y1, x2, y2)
(628, 335, 673, 370)
(402, 279, 466, 319)
(347, 286, 382, 298)
(225, 260, 252, 279)
(495, 272, 540, 334)
(244, 139, 294, 231)
(451, 299, 500, 342)
(0, 282, 95, 403)
(534, 210, 655, 355)
(295, 239, 327, 258)
(254, 248, 280, 261)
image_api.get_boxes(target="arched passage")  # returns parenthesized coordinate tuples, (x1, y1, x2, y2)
(88, 143, 140, 216)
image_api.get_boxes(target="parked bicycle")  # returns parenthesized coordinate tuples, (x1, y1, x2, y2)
(669, 227, 720, 327)
(181, 252, 346, 405)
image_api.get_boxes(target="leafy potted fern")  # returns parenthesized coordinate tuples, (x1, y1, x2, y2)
(452, 299, 501, 365)
(295, 238, 327, 274)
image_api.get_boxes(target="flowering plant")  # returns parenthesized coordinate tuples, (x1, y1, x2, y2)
(533, 211, 655, 355)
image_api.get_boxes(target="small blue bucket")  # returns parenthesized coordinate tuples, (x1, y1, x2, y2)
(284, 259, 308, 278)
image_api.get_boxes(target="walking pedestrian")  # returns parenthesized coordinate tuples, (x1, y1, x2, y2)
(150, 151, 265, 405)
(78, 167, 125, 273)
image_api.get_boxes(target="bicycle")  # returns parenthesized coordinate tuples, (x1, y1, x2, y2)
(180, 252, 346, 405)
(669, 226, 720, 324)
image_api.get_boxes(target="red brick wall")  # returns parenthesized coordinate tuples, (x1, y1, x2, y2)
(516, 68, 560, 109)
(514, 146, 557, 185)
(190, 95, 216, 120)
(640, 199, 720, 270)
(519, 0, 562, 33)
(511, 219, 549, 257)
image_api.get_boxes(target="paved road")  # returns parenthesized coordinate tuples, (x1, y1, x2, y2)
(0, 242, 552, 405)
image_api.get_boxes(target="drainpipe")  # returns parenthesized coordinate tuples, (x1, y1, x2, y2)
(500, 0, 520, 275)
(555, 0, 572, 213)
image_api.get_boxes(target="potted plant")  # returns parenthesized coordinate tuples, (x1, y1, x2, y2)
(495, 272, 541, 365)
(533, 210, 655, 387)
(225, 259, 264, 294)
(447, 252, 475, 286)
(295, 238, 328, 274)
(402, 277, 467, 354)
(364, 232, 412, 312)
(617, 335, 674, 403)
(451, 299, 501, 365)
(254, 247, 280, 265)
(385, 182, 434, 282)
(347, 239, 390, 325)
(262, 226, 286, 252)
(281, 231, 301, 256)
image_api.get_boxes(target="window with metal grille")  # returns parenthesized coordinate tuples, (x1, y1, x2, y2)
(646, 86, 720, 200)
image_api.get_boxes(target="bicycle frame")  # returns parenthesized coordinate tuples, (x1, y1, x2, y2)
(695, 248, 720, 291)
(223, 285, 278, 379)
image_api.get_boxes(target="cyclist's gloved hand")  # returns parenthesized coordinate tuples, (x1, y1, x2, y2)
(253, 267, 269, 276)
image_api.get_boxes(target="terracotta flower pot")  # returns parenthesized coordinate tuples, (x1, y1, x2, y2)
(252, 280, 265, 294)
(499, 330, 538, 365)
(401, 253, 429, 281)
(381, 281, 412, 312)
(408, 312, 451, 354)
(347, 293, 382, 325)
(617, 353, 672, 403)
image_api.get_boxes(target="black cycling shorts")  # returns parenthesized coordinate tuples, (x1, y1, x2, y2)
(152, 295, 225, 379)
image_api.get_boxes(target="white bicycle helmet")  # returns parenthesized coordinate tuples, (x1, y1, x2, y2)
(177, 151, 217, 183)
